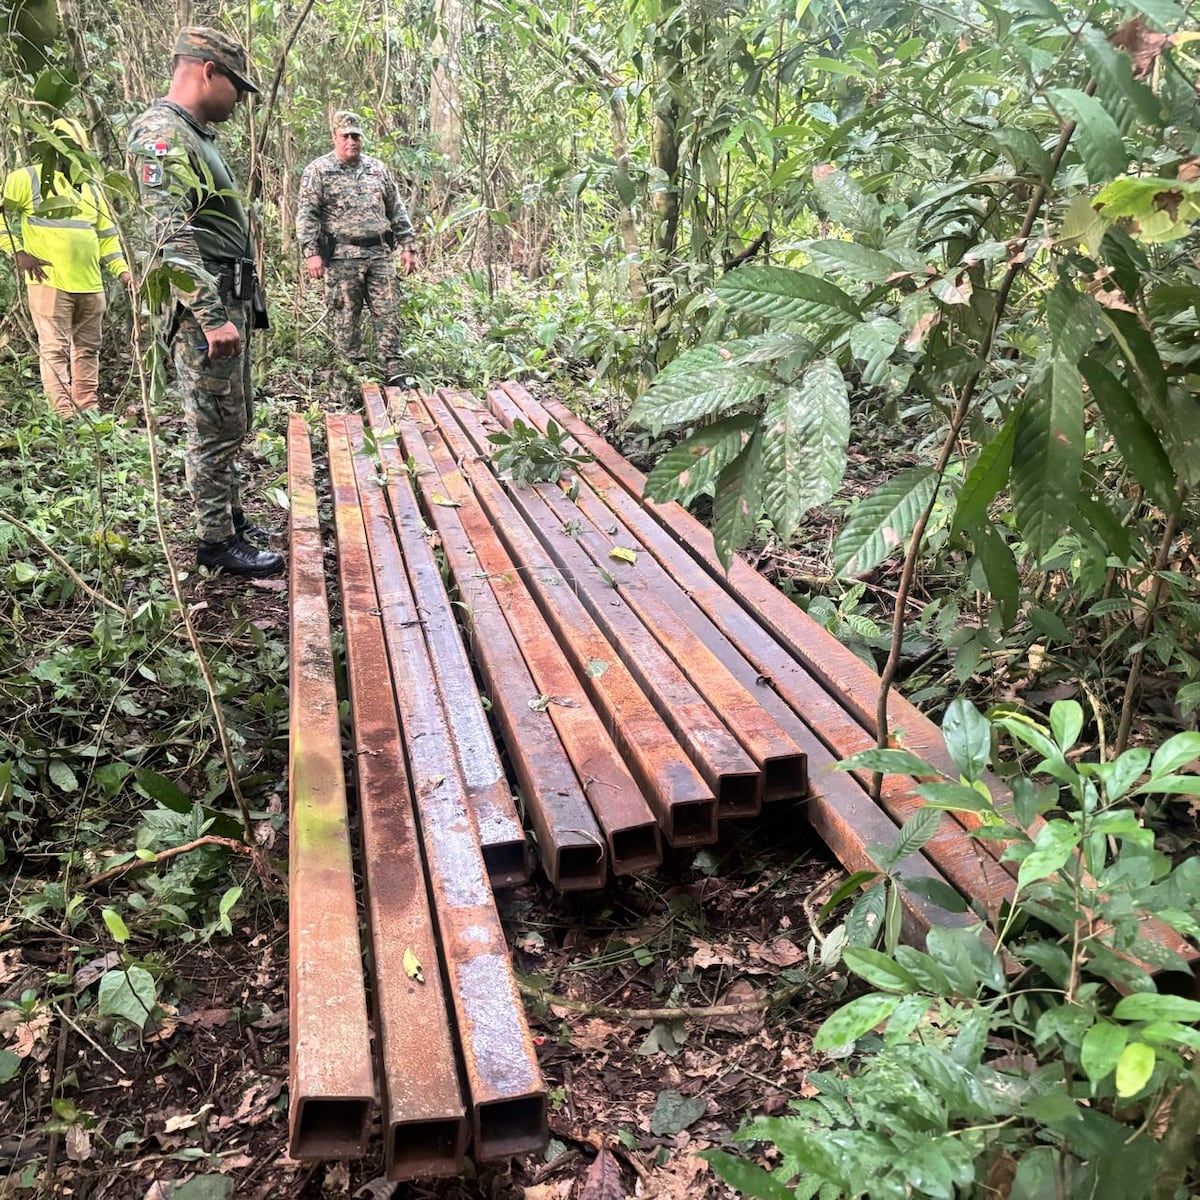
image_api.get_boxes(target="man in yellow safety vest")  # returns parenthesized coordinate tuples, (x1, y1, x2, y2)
(1, 118, 132, 417)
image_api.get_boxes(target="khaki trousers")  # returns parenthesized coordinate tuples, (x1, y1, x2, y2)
(27, 284, 107, 416)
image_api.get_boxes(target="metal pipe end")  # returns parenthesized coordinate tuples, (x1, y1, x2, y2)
(761, 753, 809, 803)
(482, 840, 533, 888)
(290, 1097, 372, 1159)
(387, 1116, 470, 1180)
(717, 772, 762, 818)
(474, 1094, 548, 1162)
(550, 842, 607, 890)
(666, 799, 719, 846)
(609, 823, 663, 875)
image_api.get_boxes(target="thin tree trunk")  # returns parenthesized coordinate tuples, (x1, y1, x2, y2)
(430, 0, 465, 211)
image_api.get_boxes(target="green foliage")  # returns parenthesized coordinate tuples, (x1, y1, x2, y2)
(707, 700, 1200, 1199)
(487, 416, 592, 485)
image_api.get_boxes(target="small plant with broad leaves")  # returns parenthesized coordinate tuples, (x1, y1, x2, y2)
(704, 698, 1200, 1200)
(486, 417, 592, 485)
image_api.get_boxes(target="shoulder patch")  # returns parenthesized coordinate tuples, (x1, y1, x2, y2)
(142, 161, 164, 186)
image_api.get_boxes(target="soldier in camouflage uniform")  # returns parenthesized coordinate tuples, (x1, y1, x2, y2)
(128, 26, 282, 578)
(296, 111, 417, 385)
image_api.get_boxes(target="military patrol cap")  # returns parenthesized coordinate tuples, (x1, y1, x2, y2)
(332, 110, 364, 135)
(174, 26, 259, 94)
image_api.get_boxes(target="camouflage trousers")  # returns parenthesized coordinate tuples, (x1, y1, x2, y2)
(173, 295, 254, 544)
(325, 254, 405, 376)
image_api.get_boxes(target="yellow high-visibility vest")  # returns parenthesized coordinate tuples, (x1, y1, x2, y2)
(1, 164, 129, 293)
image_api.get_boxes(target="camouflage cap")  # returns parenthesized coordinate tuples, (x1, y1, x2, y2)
(332, 110, 364, 135)
(174, 26, 259, 94)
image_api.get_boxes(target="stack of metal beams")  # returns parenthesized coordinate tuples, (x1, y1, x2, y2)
(288, 414, 546, 1180)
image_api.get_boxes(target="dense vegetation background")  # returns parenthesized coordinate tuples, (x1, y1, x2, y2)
(2, 0, 1200, 1195)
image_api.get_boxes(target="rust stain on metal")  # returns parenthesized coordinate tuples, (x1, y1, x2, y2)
(360, 384, 529, 887)
(327, 416, 468, 1178)
(425, 395, 716, 847)
(286, 414, 374, 1160)
(345, 408, 548, 1157)
(411, 400, 661, 876)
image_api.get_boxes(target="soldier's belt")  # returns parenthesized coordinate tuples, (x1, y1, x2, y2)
(338, 233, 394, 248)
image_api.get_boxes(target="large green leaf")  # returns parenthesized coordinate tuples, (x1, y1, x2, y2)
(715, 265, 862, 323)
(1080, 25, 1163, 128)
(1048, 87, 1128, 182)
(97, 965, 158, 1030)
(1094, 176, 1200, 243)
(813, 992, 903, 1049)
(988, 127, 1053, 182)
(703, 1149, 795, 1200)
(644, 414, 756, 504)
(850, 317, 905, 389)
(1079, 357, 1177, 512)
(1115, 1042, 1156, 1098)
(805, 239, 905, 284)
(1122, 0, 1184, 28)
(812, 164, 884, 245)
(713, 427, 764, 568)
(832, 466, 937, 578)
(628, 367, 768, 434)
(761, 387, 810, 539)
(1012, 359, 1084, 558)
(951, 414, 1017, 537)
(973, 523, 1020, 628)
(1047, 277, 1100, 365)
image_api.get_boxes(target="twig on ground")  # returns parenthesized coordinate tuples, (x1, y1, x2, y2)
(80, 836, 280, 890)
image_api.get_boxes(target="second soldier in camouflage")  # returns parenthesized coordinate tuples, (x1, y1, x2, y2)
(296, 110, 417, 385)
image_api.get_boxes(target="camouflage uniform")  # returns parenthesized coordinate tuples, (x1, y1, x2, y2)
(296, 116, 414, 378)
(128, 31, 260, 547)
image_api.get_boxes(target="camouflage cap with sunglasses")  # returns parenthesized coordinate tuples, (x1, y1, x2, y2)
(174, 26, 259, 94)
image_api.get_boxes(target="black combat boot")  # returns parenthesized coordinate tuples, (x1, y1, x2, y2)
(196, 535, 284, 578)
(232, 509, 270, 545)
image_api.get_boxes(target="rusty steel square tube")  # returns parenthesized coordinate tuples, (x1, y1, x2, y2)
(345, 415, 548, 1160)
(327, 416, 469, 1179)
(491, 386, 1018, 913)
(410, 403, 662, 876)
(367, 401, 607, 891)
(361, 384, 529, 888)
(286, 414, 374, 1160)
(424, 394, 717, 848)
(439, 393, 763, 820)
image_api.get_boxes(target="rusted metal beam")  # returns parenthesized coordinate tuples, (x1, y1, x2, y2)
(487, 386, 1017, 913)
(429, 391, 763, 820)
(504, 390, 1199, 978)
(406, 399, 663, 876)
(360, 383, 529, 888)
(421, 394, 717, 848)
(326, 415, 468, 1179)
(364, 399, 607, 891)
(286, 413, 374, 1160)
(441, 392, 981, 941)
(345, 413, 548, 1160)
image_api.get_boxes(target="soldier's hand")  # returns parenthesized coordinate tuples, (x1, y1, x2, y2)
(14, 250, 50, 281)
(205, 321, 242, 359)
(305, 255, 325, 281)
(398, 245, 417, 276)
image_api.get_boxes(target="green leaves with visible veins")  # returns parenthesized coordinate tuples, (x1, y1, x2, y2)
(1048, 88, 1128, 182)
(833, 466, 937, 578)
(713, 426, 764, 569)
(629, 361, 768, 434)
(643, 413, 755, 504)
(1079, 358, 1177, 511)
(951, 414, 1016, 538)
(714, 264, 861, 323)
(1012, 359, 1084, 558)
